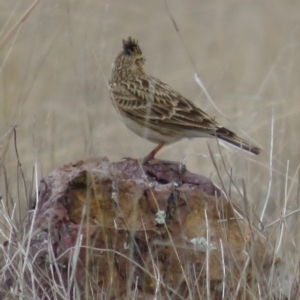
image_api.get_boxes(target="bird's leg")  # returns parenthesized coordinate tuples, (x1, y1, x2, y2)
(142, 143, 164, 164)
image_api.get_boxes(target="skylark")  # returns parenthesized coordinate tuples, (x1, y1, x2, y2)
(109, 37, 261, 163)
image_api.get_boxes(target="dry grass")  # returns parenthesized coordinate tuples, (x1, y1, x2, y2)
(0, 0, 300, 298)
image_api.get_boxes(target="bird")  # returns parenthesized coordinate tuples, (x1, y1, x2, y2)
(109, 37, 261, 163)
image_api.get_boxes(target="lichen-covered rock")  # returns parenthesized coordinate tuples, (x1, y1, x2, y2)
(2, 157, 292, 299)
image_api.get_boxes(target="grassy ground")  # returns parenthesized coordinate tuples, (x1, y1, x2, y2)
(0, 0, 300, 297)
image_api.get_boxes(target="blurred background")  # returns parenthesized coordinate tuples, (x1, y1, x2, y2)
(0, 0, 300, 259)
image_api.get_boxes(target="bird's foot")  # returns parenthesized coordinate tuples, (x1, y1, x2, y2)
(143, 158, 186, 173)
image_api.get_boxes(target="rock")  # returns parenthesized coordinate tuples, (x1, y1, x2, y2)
(1, 157, 294, 299)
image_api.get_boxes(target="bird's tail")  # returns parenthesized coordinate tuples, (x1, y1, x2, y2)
(215, 130, 261, 155)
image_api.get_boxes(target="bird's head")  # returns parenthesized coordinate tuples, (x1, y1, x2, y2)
(113, 37, 145, 74)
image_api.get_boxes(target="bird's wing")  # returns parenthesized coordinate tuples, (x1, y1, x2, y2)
(111, 75, 221, 133)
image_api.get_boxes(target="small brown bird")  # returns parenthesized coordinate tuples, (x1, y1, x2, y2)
(109, 37, 261, 162)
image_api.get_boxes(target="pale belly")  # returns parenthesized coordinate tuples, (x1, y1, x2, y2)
(121, 114, 183, 144)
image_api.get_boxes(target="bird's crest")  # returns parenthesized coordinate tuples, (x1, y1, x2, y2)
(122, 37, 142, 56)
